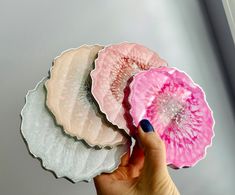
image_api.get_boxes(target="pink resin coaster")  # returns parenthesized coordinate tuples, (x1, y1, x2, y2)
(90, 42, 167, 134)
(129, 67, 214, 168)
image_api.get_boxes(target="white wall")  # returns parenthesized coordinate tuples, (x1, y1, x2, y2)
(0, 0, 234, 194)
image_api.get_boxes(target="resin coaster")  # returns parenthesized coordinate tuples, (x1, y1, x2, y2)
(45, 45, 127, 148)
(21, 78, 129, 182)
(90, 42, 167, 134)
(129, 67, 214, 168)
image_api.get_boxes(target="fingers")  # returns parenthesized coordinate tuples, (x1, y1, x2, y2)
(94, 149, 131, 184)
(137, 119, 167, 172)
(95, 118, 167, 185)
(94, 173, 108, 190)
(120, 149, 130, 166)
(129, 142, 144, 167)
(127, 141, 144, 177)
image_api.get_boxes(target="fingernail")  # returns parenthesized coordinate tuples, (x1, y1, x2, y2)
(139, 119, 154, 133)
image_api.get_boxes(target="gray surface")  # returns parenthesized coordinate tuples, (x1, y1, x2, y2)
(205, 0, 235, 103)
(0, 0, 234, 195)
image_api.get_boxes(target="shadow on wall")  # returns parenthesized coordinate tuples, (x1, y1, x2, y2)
(201, 0, 235, 115)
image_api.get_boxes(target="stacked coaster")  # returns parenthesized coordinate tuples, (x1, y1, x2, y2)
(21, 43, 214, 182)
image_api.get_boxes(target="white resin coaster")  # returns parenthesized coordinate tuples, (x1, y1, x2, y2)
(21, 78, 129, 182)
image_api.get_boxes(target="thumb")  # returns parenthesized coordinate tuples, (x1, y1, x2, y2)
(137, 119, 167, 173)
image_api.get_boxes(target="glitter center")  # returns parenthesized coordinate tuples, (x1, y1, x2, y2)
(110, 57, 149, 101)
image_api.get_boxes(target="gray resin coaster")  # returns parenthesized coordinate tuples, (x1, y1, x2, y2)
(21, 78, 129, 182)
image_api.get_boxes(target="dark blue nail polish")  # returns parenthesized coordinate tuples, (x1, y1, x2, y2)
(139, 119, 154, 133)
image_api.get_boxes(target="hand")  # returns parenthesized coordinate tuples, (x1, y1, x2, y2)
(94, 119, 180, 195)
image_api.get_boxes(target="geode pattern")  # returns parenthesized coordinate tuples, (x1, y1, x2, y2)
(45, 45, 127, 147)
(21, 42, 215, 182)
(129, 67, 214, 168)
(21, 78, 129, 182)
(90, 42, 167, 134)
